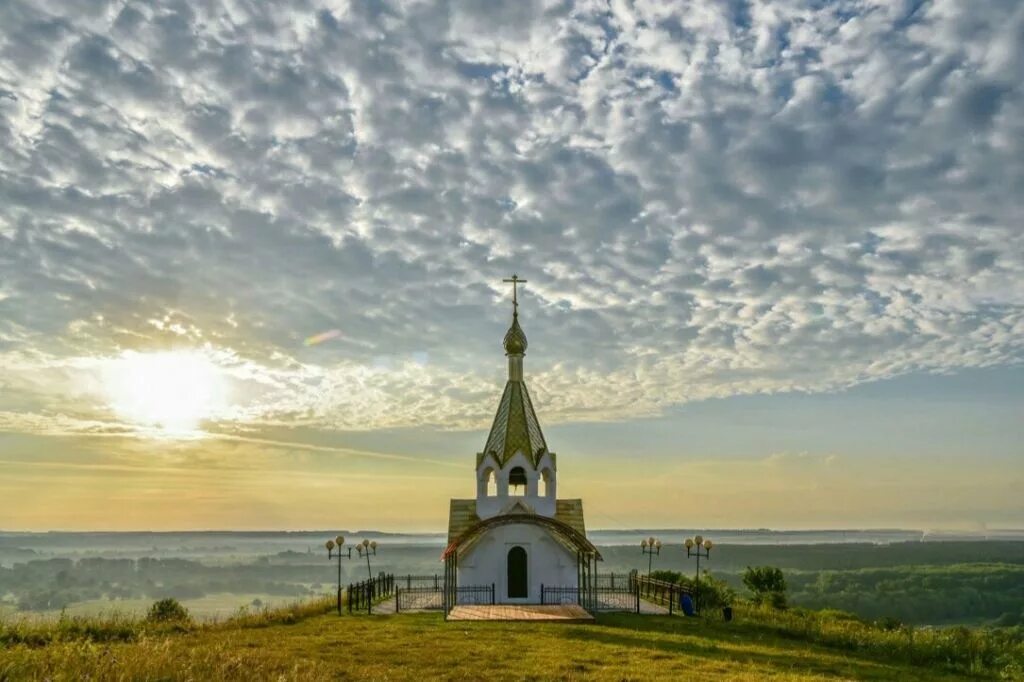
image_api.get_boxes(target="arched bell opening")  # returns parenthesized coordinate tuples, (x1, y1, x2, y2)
(477, 466, 499, 498)
(539, 467, 555, 498)
(508, 466, 527, 496)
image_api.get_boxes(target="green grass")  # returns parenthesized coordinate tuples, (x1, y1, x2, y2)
(2, 592, 310, 622)
(1, 599, 1022, 680)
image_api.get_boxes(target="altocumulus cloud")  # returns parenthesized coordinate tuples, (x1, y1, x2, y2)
(0, 0, 1022, 434)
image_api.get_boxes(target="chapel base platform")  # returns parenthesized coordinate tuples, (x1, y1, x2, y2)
(447, 604, 594, 622)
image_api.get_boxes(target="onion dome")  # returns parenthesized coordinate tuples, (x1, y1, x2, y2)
(503, 312, 528, 356)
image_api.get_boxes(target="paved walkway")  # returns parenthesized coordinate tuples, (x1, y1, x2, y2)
(638, 598, 670, 615)
(373, 594, 667, 617)
(447, 604, 594, 622)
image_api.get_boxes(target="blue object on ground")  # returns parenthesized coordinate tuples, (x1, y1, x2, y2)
(681, 593, 695, 616)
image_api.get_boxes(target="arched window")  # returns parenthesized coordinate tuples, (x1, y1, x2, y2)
(540, 468, 552, 498)
(508, 466, 527, 495)
(507, 546, 528, 598)
(486, 469, 497, 496)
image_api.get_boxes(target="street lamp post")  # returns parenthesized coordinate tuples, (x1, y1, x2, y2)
(356, 539, 378, 580)
(684, 535, 713, 614)
(325, 536, 354, 615)
(640, 536, 662, 577)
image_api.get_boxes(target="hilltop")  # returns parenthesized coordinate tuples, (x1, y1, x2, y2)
(2, 598, 1022, 680)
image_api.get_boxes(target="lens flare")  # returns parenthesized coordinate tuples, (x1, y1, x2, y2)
(304, 329, 343, 346)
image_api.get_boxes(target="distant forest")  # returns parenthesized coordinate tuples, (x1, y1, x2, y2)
(2, 541, 1023, 626)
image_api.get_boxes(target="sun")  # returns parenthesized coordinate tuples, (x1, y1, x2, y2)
(102, 350, 228, 435)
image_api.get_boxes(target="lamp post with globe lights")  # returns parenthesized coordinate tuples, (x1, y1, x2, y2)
(640, 536, 662, 577)
(356, 539, 378, 580)
(684, 535, 713, 614)
(325, 536, 354, 615)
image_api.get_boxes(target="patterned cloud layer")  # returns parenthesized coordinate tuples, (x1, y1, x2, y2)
(1, 0, 1022, 435)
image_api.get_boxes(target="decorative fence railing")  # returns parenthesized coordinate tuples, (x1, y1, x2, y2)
(395, 583, 495, 613)
(346, 573, 395, 614)
(441, 584, 497, 616)
(396, 574, 444, 590)
(540, 586, 582, 606)
(635, 575, 692, 615)
(595, 571, 637, 590)
(454, 584, 496, 605)
(540, 584, 642, 612)
(395, 586, 443, 612)
(540, 572, 691, 614)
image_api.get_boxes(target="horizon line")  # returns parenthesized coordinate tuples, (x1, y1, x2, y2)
(2, 527, 1021, 535)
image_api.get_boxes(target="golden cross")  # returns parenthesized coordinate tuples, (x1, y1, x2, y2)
(502, 274, 527, 312)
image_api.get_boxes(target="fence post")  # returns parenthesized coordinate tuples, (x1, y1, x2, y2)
(434, 574, 438, 590)
(540, 583, 545, 605)
(395, 587, 400, 613)
(635, 583, 640, 614)
(669, 584, 674, 615)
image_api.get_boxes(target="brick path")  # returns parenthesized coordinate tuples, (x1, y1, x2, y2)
(447, 604, 594, 622)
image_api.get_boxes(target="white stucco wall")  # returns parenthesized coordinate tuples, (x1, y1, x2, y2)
(457, 523, 578, 603)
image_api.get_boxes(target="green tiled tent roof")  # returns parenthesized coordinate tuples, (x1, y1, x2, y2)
(478, 380, 549, 468)
(447, 499, 480, 544)
(555, 499, 586, 536)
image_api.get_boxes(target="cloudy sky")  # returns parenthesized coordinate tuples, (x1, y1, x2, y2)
(1, 0, 1022, 532)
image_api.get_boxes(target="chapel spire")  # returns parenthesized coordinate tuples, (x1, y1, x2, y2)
(502, 274, 528, 380)
(479, 274, 548, 467)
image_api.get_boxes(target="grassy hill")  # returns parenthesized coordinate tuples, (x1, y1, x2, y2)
(2, 597, 1022, 680)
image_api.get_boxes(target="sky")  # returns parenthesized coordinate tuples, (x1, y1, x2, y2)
(0, 0, 1022, 532)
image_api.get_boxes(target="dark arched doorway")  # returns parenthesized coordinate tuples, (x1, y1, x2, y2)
(507, 546, 528, 598)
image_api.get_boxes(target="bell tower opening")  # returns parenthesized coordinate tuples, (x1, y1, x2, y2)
(508, 466, 527, 495)
(540, 468, 554, 498)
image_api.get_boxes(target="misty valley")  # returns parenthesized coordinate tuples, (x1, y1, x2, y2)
(3, 532, 1023, 628)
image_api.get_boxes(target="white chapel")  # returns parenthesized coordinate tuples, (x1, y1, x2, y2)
(442, 276, 601, 606)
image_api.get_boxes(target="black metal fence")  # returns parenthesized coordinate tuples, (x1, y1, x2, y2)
(540, 585, 580, 606)
(394, 580, 495, 612)
(395, 586, 443, 612)
(396, 574, 444, 590)
(454, 584, 496, 605)
(595, 571, 637, 590)
(540, 584, 642, 612)
(346, 573, 395, 614)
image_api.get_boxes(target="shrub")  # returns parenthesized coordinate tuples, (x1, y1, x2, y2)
(876, 615, 903, 631)
(649, 569, 684, 584)
(743, 565, 788, 608)
(995, 611, 1023, 627)
(146, 598, 190, 623)
(647, 569, 736, 611)
(690, 572, 736, 610)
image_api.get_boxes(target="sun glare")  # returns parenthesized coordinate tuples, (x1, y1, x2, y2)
(102, 350, 228, 436)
